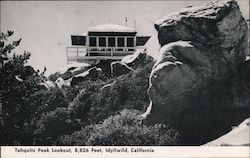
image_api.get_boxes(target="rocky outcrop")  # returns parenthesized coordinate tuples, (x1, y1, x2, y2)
(71, 67, 102, 86)
(147, 0, 250, 145)
(155, 0, 248, 54)
(121, 50, 154, 70)
(92, 59, 114, 77)
(110, 51, 154, 77)
(204, 118, 250, 146)
(110, 61, 134, 77)
(49, 51, 154, 85)
(55, 77, 71, 89)
(38, 80, 56, 90)
(49, 63, 90, 81)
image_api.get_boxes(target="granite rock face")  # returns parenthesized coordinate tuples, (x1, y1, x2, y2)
(71, 67, 102, 86)
(121, 50, 154, 70)
(204, 118, 250, 146)
(147, 0, 250, 145)
(111, 51, 154, 77)
(110, 61, 134, 77)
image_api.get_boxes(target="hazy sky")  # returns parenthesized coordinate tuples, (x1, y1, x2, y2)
(1, 0, 249, 75)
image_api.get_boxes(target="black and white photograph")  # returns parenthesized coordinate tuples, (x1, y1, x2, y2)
(0, 0, 249, 157)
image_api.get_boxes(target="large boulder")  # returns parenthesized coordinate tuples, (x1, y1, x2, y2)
(92, 59, 114, 77)
(204, 118, 250, 146)
(155, 0, 248, 54)
(49, 62, 90, 81)
(121, 50, 154, 70)
(71, 67, 102, 86)
(110, 61, 134, 77)
(146, 0, 250, 145)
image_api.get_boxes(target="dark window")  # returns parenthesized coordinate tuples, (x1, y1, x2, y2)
(71, 36, 86, 46)
(118, 38, 124, 47)
(89, 37, 96, 47)
(108, 37, 115, 47)
(99, 37, 106, 47)
(127, 37, 134, 47)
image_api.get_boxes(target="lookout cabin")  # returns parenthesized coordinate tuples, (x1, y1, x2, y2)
(66, 23, 150, 64)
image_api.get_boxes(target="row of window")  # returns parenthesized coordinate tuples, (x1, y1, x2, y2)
(89, 37, 134, 47)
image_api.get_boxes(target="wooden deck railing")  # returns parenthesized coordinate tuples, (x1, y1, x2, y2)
(66, 46, 145, 62)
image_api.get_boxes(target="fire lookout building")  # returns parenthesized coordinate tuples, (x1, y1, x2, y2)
(66, 23, 150, 64)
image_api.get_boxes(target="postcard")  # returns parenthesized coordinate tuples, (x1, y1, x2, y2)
(0, 0, 249, 157)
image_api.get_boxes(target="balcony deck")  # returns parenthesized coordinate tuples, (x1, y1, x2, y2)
(66, 46, 145, 63)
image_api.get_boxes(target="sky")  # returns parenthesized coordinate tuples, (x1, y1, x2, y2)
(1, 0, 249, 75)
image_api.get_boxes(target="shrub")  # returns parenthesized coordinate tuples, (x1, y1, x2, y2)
(32, 107, 73, 145)
(68, 61, 154, 126)
(29, 88, 69, 115)
(63, 86, 80, 102)
(57, 109, 179, 146)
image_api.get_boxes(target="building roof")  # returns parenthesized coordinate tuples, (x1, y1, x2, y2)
(81, 32, 87, 36)
(87, 23, 136, 33)
(136, 36, 151, 46)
